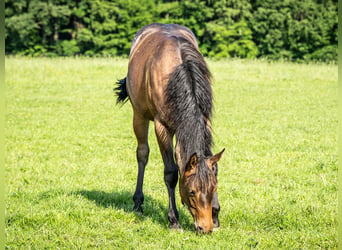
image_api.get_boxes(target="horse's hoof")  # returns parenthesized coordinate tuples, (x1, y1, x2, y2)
(133, 205, 143, 213)
(169, 222, 182, 231)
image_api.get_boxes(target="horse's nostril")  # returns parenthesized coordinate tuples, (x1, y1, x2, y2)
(197, 226, 204, 233)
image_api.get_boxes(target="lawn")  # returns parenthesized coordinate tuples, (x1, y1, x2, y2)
(5, 57, 337, 249)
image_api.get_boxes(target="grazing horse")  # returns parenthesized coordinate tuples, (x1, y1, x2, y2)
(115, 23, 224, 234)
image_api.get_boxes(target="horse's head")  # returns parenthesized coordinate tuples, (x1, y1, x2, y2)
(179, 149, 224, 234)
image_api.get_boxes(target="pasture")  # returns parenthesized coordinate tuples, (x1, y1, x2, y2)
(5, 57, 337, 248)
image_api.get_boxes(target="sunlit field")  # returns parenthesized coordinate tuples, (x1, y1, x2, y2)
(5, 57, 337, 248)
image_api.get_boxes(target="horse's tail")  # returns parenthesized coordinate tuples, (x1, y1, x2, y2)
(114, 77, 129, 104)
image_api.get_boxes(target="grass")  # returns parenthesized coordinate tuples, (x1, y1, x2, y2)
(5, 57, 337, 249)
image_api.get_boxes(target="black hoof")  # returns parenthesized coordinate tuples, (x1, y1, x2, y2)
(133, 204, 143, 213)
(169, 222, 182, 230)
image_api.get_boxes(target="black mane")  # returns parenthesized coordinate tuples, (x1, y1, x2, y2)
(165, 37, 213, 170)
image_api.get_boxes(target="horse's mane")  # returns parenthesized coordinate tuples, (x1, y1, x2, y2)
(165, 37, 213, 170)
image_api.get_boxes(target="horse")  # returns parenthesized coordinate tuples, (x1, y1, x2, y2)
(115, 23, 224, 234)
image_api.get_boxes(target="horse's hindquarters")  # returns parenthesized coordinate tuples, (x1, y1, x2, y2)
(127, 34, 183, 122)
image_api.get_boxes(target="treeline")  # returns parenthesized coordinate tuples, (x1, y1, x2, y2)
(5, 0, 338, 61)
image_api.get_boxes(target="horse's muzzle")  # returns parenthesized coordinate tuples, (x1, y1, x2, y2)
(194, 223, 213, 234)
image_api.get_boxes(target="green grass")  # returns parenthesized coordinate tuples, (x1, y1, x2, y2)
(5, 57, 337, 249)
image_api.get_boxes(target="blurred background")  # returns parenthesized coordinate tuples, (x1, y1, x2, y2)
(5, 0, 338, 62)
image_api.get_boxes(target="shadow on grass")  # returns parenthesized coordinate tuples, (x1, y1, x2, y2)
(72, 189, 193, 231)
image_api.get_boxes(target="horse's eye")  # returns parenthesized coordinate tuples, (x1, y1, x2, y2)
(189, 190, 196, 196)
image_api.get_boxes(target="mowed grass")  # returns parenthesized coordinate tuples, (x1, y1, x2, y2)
(5, 57, 337, 249)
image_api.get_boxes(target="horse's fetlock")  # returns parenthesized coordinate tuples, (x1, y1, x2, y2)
(133, 191, 144, 203)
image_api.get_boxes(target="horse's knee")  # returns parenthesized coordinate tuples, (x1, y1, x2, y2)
(213, 204, 220, 216)
(212, 191, 220, 211)
(137, 144, 149, 165)
(164, 165, 178, 188)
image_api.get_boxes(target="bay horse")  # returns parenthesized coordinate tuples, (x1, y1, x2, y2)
(115, 23, 224, 234)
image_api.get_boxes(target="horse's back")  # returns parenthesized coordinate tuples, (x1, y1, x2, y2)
(127, 24, 198, 121)
(129, 23, 198, 56)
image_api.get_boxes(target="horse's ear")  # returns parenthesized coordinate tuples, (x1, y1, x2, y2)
(185, 153, 198, 176)
(207, 148, 225, 170)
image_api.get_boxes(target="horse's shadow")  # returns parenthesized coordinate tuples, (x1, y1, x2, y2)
(73, 189, 193, 230)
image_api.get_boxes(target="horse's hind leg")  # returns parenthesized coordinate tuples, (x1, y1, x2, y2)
(154, 120, 181, 229)
(132, 112, 150, 213)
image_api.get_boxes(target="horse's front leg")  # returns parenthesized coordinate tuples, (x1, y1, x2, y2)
(212, 164, 220, 228)
(154, 120, 181, 229)
(132, 113, 150, 213)
(212, 191, 220, 228)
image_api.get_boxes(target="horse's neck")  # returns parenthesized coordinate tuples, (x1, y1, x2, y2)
(175, 125, 212, 173)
